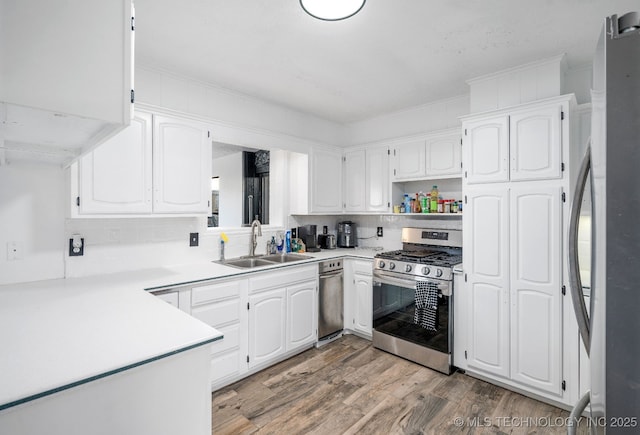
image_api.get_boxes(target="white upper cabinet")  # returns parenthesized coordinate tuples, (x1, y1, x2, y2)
(78, 112, 152, 214)
(365, 147, 390, 211)
(463, 100, 565, 184)
(510, 105, 562, 181)
(391, 129, 462, 181)
(310, 148, 343, 213)
(343, 150, 367, 212)
(73, 112, 212, 216)
(425, 133, 462, 177)
(342, 147, 389, 213)
(391, 140, 426, 180)
(153, 115, 212, 213)
(0, 0, 134, 161)
(463, 116, 510, 184)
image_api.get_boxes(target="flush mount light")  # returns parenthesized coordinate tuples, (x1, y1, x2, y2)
(300, 0, 366, 21)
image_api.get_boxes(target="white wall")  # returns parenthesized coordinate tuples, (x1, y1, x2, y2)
(0, 162, 65, 284)
(135, 65, 346, 148)
(344, 95, 469, 146)
(213, 153, 243, 228)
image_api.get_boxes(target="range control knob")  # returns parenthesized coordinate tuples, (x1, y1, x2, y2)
(389, 262, 396, 270)
(405, 264, 413, 273)
(435, 269, 443, 277)
(421, 267, 430, 275)
(378, 260, 385, 269)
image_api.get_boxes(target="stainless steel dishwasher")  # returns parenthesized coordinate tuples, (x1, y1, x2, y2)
(318, 259, 343, 343)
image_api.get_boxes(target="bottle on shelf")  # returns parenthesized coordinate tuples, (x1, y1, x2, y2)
(413, 193, 421, 213)
(430, 185, 439, 213)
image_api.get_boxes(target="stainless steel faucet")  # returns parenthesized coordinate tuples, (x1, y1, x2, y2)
(249, 219, 262, 257)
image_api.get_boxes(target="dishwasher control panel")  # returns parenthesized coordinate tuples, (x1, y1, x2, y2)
(319, 259, 342, 274)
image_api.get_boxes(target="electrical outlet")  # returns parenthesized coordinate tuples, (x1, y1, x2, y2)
(6, 241, 22, 261)
(190, 232, 199, 247)
(377, 227, 383, 237)
(69, 237, 84, 256)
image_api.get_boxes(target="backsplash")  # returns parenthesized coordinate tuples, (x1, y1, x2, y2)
(64, 217, 285, 278)
(289, 214, 462, 251)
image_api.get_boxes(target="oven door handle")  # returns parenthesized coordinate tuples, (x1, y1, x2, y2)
(373, 272, 417, 289)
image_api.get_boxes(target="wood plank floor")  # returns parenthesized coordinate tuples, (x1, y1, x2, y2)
(212, 335, 584, 434)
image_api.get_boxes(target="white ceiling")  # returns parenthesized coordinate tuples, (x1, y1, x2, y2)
(134, 0, 638, 124)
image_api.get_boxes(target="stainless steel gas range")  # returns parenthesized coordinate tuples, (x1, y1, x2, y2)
(372, 227, 462, 374)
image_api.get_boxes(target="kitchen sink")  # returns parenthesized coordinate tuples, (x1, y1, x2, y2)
(216, 253, 313, 269)
(218, 257, 276, 269)
(261, 253, 313, 263)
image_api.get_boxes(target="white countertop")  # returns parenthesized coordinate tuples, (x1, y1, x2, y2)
(0, 248, 377, 411)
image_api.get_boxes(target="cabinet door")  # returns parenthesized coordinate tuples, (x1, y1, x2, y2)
(464, 186, 510, 377)
(392, 140, 426, 180)
(510, 106, 562, 181)
(152, 115, 211, 213)
(343, 149, 366, 212)
(509, 185, 562, 394)
(78, 112, 152, 214)
(464, 116, 509, 184)
(426, 133, 462, 177)
(310, 149, 343, 213)
(353, 272, 373, 337)
(287, 280, 317, 350)
(366, 147, 389, 211)
(248, 288, 286, 368)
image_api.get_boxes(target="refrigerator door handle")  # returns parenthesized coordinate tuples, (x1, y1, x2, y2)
(568, 144, 592, 355)
(567, 390, 591, 435)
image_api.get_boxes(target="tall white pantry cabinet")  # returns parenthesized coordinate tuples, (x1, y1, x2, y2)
(459, 94, 579, 406)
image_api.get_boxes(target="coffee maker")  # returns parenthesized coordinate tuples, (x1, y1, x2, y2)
(337, 221, 358, 248)
(297, 225, 321, 252)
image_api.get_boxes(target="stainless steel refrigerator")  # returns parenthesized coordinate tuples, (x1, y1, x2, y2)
(568, 11, 640, 435)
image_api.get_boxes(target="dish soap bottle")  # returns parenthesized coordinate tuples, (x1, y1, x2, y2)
(430, 185, 439, 213)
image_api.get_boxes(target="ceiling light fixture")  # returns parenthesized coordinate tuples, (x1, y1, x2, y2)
(299, 0, 366, 21)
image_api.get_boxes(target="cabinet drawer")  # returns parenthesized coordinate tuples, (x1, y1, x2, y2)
(210, 324, 240, 355)
(249, 265, 317, 293)
(211, 350, 241, 383)
(353, 260, 373, 275)
(191, 298, 241, 327)
(192, 280, 242, 305)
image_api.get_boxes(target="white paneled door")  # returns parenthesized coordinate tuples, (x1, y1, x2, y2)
(509, 184, 563, 394)
(365, 147, 389, 211)
(248, 288, 286, 368)
(425, 133, 462, 177)
(286, 281, 317, 350)
(463, 115, 509, 184)
(343, 149, 366, 212)
(509, 105, 563, 181)
(152, 115, 211, 213)
(464, 186, 510, 378)
(79, 112, 152, 214)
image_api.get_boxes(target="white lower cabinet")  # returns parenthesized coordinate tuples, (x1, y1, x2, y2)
(463, 182, 566, 399)
(344, 259, 373, 339)
(151, 264, 327, 391)
(248, 287, 287, 368)
(287, 281, 318, 350)
(248, 265, 318, 370)
(189, 278, 248, 389)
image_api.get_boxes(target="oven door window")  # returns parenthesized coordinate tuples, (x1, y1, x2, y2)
(373, 279, 449, 353)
